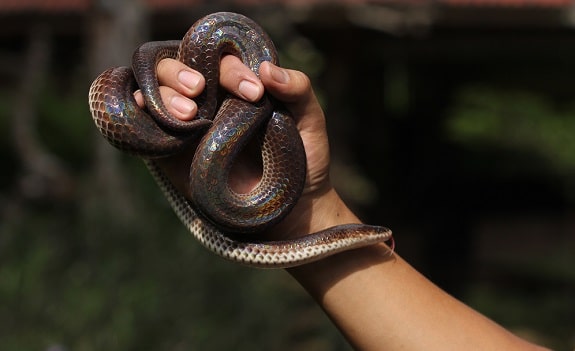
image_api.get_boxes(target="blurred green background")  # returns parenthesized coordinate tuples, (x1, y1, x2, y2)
(1, 0, 574, 350)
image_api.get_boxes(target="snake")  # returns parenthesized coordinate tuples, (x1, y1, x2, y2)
(88, 11, 392, 268)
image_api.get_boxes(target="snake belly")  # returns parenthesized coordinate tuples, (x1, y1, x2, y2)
(88, 11, 392, 268)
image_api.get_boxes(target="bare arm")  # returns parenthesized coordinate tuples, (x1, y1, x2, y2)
(140, 57, 550, 351)
(286, 195, 548, 351)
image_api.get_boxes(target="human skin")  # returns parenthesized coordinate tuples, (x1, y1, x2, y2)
(134, 56, 550, 351)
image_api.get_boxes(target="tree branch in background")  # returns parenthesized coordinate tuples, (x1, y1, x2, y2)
(11, 23, 74, 203)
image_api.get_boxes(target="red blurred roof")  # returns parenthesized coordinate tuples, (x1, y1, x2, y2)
(443, 0, 571, 5)
(0, 0, 572, 13)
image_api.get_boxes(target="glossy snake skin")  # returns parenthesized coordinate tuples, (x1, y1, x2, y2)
(88, 12, 392, 268)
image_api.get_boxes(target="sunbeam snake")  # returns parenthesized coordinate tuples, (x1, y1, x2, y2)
(88, 11, 392, 268)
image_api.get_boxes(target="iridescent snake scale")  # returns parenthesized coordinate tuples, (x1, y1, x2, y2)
(88, 12, 392, 268)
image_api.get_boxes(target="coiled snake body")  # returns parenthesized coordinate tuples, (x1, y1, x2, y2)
(88, 12, 392, 268)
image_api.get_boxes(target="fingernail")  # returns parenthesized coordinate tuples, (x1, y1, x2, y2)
(178, 70, 201, 90)
(170, 95, 195, 118)
(270, 64, 289, 84)
(238, 80, 262, 101)
(133, 90, 144, 107)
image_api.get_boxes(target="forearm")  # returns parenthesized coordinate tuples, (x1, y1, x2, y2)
(287, 191, 549, 351)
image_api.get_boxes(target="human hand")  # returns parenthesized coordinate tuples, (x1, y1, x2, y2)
(135, 56, 358, 240)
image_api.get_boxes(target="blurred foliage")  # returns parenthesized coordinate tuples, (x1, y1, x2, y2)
(445, 84, 575, 350)
(36, 80, 93, 170)
(446, 84, 575, 176)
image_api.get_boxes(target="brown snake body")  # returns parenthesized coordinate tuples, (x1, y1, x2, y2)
(88, 12, 392, 268)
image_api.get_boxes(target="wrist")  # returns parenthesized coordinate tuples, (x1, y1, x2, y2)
(287, 240, 394, 305)
(272, 184, 361, 240)
(284, 187, 394, 299)
(308, 186, 362, 231)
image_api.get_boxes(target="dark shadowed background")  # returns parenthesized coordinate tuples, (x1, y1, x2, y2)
(1, 0, 574, 350)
